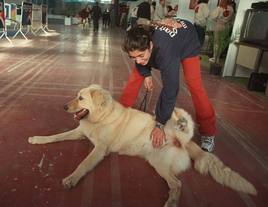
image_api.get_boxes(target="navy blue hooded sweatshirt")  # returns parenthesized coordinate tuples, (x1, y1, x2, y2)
(136, 19, 200, 125)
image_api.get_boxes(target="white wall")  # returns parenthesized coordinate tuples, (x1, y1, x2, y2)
(223, 0, 267, 77)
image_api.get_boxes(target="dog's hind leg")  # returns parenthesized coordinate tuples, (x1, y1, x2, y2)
(150, 160, 182, 207)
(159, 170, 182, 207)
(148, 147, 190, 207)
(28, 128, 84, 144)
(62, 145, 107, 189)
(165, 181, 182, 207)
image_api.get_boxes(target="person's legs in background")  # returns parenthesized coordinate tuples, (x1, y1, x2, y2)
(194, 24, 206, 47)
(213, 30, 221, 63)
(96, 18, 99, 31)
(107, 16, 111, 27)
(182, 56, 216, 152)
(81, 18, 86, 29)
(103, 15, 106, 27)
(119, 67, 144, 107)
(93, 18, 97, 31)
(93, 18, 99, 32)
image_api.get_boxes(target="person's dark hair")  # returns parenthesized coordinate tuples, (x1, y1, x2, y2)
(122, 26, 153, 53)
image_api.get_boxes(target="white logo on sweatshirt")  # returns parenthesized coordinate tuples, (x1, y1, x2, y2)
(155, 20, 188, 38)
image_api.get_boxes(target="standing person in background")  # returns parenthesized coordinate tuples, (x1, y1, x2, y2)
(153, 0, 166, 21)
(137, 0, 152, 22)
(91, 1, 102, 32)
(79, 5, 90, 29)
(120, 4, 128, 28)
(88, 5, 92, 25)
(209, 0, 234, 63)
(120, 22, 217, 152)
(151, 1, 156, 21)
(194, 0, 210, 48)
(103, 8, 111, 28)
(129, 6, 138, 28)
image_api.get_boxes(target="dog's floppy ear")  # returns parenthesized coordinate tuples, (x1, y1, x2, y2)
(91, 89, 107, 108)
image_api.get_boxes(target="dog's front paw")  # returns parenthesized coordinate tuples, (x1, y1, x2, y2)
(164, 199, 178, 207)
(62, 175, 79, 189)
(28, 136, 41, 144)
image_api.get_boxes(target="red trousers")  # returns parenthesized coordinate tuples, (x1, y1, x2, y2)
(119, 56, 216, 136)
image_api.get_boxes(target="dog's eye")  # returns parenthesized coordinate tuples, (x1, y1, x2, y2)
(79, 96, 83, 101)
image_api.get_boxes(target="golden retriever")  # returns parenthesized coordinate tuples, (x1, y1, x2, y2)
(28, 84, 257, 207)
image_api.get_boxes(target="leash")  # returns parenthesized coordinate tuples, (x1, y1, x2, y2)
(139, 89, 152, 112)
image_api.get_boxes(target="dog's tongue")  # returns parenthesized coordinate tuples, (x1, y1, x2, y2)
(74, 109, 89, 121)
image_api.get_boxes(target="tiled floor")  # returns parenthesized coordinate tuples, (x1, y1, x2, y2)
(0, 24, 267, 207)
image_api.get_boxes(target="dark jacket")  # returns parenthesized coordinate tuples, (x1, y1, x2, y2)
(92, 4, 102, 19)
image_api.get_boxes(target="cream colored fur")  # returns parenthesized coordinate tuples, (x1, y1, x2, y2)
(28, 84, 257, 207)
(186, 141, 257, 195)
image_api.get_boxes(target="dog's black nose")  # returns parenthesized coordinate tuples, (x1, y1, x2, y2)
(63, 105, 69, 111)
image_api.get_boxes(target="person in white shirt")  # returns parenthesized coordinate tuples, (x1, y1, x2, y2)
(194, 0, 210, 47)
(153, 0, 166, 21)
(129, 6, 138, 28)
(209, 0, 234, 63)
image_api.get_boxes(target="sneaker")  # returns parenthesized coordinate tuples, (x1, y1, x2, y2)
(201, 136, 215, 152)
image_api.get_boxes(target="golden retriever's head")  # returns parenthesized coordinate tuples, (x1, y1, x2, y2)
(64, 84, 113, 122)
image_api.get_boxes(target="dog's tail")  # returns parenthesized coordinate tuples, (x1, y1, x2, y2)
(186, 141, 257, 195)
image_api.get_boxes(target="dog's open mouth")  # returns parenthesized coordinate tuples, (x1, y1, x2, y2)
(74, 109, 89, 121)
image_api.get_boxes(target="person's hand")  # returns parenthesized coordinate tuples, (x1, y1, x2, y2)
(151, 127, 166, 148)
(144, 76, 153, 91)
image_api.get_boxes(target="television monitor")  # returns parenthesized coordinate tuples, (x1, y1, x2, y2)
(240, 9, 268, 48)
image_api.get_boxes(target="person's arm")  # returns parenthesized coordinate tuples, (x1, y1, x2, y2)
(144, 76, 153, 91)
(200, 4, 209, 20)
(204, 4, 210, 19)
(151, 59, 180, 148)
(135, 63, 153, 91)
(155, 61, 180, 125)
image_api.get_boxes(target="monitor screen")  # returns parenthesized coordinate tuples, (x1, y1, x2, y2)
(240, 9, 268, 47)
